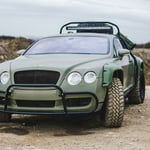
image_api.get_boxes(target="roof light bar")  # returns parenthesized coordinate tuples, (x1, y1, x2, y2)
(60, 21, 120, 35)
(66, 26, 112, 30)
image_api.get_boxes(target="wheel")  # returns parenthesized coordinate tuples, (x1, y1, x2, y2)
(128, 71, 145, 104)
(0, 112, 11, 122)
(102, 78, 124, 128)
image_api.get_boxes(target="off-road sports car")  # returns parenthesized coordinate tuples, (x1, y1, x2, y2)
(0, 22, 145, 127)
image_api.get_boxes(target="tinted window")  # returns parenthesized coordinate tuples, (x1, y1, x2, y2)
(25, 36, 109, 55)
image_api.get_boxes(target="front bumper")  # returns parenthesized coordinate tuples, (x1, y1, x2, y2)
(0, 84, 101, 115)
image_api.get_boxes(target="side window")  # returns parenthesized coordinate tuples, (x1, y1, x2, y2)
(113, 38, 123, 57)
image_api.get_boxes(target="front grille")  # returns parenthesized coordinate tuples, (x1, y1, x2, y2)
(16, 100, 55, 107)
(14, 70, 60, 84)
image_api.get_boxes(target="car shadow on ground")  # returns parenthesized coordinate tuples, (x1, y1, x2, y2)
(0, 113, 104, 136)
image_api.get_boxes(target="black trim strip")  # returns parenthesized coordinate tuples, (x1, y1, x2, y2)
(0, 90, 5, 94)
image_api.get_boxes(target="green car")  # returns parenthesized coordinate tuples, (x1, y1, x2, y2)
(0, 22, 145, 127)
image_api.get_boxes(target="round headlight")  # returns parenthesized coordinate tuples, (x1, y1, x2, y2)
(0, 72, 10, 85)
(84, 72, 96, 84)
(67, 72, 82, 85)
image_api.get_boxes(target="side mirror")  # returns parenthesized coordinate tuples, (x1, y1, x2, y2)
(16, 49, 26, 55)
(118, 49, 130, 57)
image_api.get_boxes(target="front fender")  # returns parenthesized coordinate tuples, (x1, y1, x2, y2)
(102, 64, 122, 87)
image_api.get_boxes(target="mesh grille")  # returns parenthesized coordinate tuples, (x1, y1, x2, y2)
(14, 70, 60, 84)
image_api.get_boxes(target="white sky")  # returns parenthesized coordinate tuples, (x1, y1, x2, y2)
(0, 0, 150, 43)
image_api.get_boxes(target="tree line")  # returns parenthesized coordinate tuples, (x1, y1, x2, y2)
(135, 42, 150, 48)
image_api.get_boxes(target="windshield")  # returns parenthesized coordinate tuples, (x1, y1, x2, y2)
(25, 36, 109, 55)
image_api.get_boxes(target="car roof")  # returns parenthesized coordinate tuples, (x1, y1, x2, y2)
(39, 33, 116, 41)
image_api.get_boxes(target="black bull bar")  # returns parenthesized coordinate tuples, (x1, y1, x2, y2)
(1, 84, 99, 115)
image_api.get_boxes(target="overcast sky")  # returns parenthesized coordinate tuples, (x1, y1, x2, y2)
(0, 0, 150, 43)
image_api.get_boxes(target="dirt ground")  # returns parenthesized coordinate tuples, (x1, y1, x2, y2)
(0, 86, 150, 150)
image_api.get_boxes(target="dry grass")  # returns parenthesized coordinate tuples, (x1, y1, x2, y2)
(0, 37, 32, 62)
(132, 48, 150, 85)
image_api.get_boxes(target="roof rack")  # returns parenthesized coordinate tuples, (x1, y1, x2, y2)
(60, 21, 120, 35)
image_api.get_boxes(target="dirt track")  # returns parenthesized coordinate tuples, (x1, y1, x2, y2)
(0, 86, 150, 150)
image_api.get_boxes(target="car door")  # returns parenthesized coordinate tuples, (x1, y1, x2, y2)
(113, 38, 134, 90)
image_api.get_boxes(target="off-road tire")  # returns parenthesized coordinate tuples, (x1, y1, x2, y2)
(103, 78, 124, 128)
(0, 112, 11, 122)
(128, 72, 145, 104)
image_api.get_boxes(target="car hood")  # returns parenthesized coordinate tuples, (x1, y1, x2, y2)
(10, 54, 109, 74)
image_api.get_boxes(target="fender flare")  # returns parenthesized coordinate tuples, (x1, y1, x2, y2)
(102, 64, 123, 87)
(134, 56, 144, 74)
